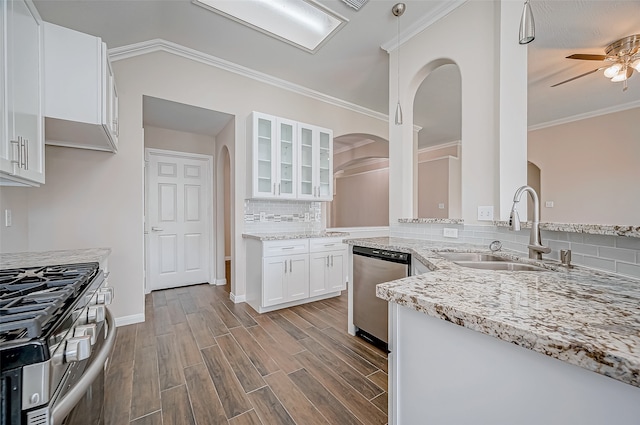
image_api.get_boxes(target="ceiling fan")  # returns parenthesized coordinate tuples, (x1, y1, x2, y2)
(552, 34, 640, 91)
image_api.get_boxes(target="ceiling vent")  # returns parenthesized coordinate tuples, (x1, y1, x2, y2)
(341, 0, 368, 11)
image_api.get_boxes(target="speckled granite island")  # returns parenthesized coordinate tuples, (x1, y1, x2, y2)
(0, 248, 112, 270)
(345, 237, 640, 425)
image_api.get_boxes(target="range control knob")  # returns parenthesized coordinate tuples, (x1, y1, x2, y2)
(87, 305, 106, 323)
(74, 324, 97, 345)
(64, 335, 92, 363)
(96, 287, 114, 305)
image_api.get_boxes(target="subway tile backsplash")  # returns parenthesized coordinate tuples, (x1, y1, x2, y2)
(390, 222, 640, 280)
(244, 199, 322, 233)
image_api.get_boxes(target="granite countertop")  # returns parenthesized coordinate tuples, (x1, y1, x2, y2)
(0, 248, 112, 270)
(494, 220, 640, 238)
(346, 237, 640, 388)
(243, 231, 350, 241)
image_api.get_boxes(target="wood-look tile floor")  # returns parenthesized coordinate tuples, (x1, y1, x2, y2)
(104, 284, 388, 425)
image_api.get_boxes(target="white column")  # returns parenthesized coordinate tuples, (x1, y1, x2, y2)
(498, 0, 529, 220)
(388, 49, 415, 223)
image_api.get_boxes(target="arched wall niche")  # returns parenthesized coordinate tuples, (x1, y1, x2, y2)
(410, 58, 462, 219)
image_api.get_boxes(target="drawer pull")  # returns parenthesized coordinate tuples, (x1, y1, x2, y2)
(281, 246, 295, 250)
(324, 243, 335, 247)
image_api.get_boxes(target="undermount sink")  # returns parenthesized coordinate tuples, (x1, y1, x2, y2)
(454, 261, 548, 272)
(437, 252, 509, 262)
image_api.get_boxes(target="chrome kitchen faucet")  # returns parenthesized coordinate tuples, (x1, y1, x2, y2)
(509, 185, 551, 260)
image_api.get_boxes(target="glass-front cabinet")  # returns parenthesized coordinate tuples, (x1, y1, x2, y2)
(249, 111, 332, 201)
(297, 123, 333, 201)
(250, 112, 297, 199)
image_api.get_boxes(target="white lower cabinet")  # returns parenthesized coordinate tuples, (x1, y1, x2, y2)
(263, 253, 309, 307)
(309, 238, 347, 297)
(246, 237, 347, 313)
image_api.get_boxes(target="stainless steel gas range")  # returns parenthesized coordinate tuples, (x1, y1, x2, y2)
(0, 263, 115, 425)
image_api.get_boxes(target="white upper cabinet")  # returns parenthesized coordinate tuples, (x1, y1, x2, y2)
(43, 22, 118, 152)
(0, 0, 45, 186)
(297, 123, 333, 201)
(248, 111, 333, 201)
(248, 112, 298, 199)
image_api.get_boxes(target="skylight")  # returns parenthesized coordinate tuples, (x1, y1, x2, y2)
(192, 0, 347, 53)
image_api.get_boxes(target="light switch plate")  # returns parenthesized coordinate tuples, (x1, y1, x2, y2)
(477, 206, 494, 221)
(4, 209, 11, 227)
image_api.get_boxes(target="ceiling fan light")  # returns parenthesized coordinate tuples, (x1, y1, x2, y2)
(611, 67, 630, 82)
(632, 58, 640, 72)
(603, 63, 622, 78)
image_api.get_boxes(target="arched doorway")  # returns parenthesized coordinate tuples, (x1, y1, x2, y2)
(329, 134, 389, 228)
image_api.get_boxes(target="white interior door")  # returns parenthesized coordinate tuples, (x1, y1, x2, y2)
(147, 150, 212, 291)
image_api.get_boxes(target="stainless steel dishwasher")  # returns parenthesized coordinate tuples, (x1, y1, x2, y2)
(353, 246, 411, 350)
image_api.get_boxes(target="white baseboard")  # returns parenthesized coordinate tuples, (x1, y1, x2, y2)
(214, 278, 227, 286)
(115, 313, 145, 327)
(230, 292, 246, 303)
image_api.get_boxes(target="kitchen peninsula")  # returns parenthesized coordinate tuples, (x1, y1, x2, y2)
(346, 237, 640, 425)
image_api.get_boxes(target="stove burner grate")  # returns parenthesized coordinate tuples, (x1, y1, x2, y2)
(0, 263, 99, 340)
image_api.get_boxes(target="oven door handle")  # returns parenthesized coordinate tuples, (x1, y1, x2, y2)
(50, 308, 117, 425)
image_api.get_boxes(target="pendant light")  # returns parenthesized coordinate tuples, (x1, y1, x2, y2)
(392, 3, 405, 125)
(518, 0, 535, 45)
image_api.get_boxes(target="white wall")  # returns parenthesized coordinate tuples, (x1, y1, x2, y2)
(528, 107, 640, 225)
(0, 186, 29, 253)
(144, 126, 215, 156)
(12, 50, 388, 321)
(389, 1, 527, 224)
(389, 1, 499, 223)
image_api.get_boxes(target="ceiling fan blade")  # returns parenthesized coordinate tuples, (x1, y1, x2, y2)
(566, 54, 607, 61)
(551, 68, 603, 87)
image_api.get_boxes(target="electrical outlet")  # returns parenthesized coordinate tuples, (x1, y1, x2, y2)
(259, 212, 266, 222)
(545, 201, 554, 208)
(438, 203, 445, 209)
(477, 206, 494, 221)
(4, 209, 11, 227)
(443, 228, 458, 238)
(304, 213, 310, 222)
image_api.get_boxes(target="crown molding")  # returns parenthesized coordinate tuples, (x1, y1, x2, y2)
(528, 100, 640, 131)
(108, 39, 388, 122)
(417, 140, 461, 154)
(381, 0, 467, 53)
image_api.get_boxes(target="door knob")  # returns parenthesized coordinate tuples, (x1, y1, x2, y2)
(151, 227, 163, 232)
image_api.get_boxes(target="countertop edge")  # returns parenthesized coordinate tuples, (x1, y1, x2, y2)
(242, 232, 350, 241)
(0, 248, 112, 270)
(494, 221, 640, 238)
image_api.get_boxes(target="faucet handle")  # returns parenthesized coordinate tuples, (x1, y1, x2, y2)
(528, 244, 551, 254)
(560, 249, 573, 267)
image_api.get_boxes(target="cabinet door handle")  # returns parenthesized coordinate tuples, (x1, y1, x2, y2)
(24, 139, 29, 170)
(10, 140, 20, 175)
(326, 255, 329, 267)
(20, 138, 26, 169)
(289, 259, 292, 273)
(284, 261, 287, 274)
(278, 183, 281, 195)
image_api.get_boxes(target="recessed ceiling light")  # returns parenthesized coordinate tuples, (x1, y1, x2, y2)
(192, 0, 348, 53)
